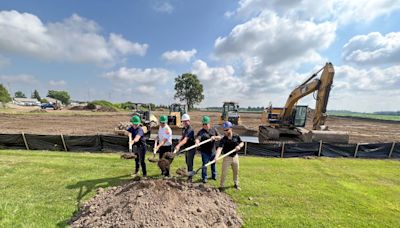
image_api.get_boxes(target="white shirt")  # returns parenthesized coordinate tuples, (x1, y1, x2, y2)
(158, 125, 172, 146)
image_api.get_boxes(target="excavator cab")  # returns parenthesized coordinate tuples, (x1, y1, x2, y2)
(219, 102, 241, 125)
(292, 105, 308, 127)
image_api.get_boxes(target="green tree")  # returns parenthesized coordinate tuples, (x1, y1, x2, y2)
(31, 89, 41, 101)
(47, 90, 71, 105)
(174, 73, 204, 110)
(0, 84, 12, 104)
(14, 91, 26, 98)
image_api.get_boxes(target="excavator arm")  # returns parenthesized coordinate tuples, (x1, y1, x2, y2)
(279, 63, 334, 129)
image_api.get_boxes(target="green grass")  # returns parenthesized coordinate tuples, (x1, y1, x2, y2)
(0, 150, 399, 227)
(329, 112, 400, 121)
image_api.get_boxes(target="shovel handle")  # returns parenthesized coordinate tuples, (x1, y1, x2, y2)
(153, 140, 158, 154)
(190, 148, 237, 176)
(174, 138, 213, 154)
(128, 133, 133, 152)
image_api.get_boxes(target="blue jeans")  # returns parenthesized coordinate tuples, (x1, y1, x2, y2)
(201, 152, 216, 181)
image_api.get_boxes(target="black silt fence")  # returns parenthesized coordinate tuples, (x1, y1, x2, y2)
(24, 134, 64, 151)
(246, 142, 281, 157)
(64, 135, 102, 152)
(0, 134, 26, 150)
(321, 143, 357, 157)
(356, 143, 392, 159)
(283, 142, 320, 158)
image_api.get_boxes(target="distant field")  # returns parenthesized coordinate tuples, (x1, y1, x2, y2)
(329, 112, 400, 121)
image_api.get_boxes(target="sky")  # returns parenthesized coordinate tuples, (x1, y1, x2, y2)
(0, 0, 399, 112)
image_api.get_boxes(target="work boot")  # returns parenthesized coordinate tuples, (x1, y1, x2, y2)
(202, 179, 207, 184)
(234, 184, 241, 190)
(211, 176, 217, 181)
(218, 187, 225, 192)
(187, 176, 193, 183)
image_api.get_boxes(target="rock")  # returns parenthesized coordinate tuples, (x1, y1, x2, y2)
(137, 191, 144, 197)
(248, 197, 253, 201)
(197, 207, 203, 213)
(254, 202, 260, 206)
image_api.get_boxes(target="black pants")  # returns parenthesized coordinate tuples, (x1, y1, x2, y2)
(185, 148, 196, 172)
(158, 145, 172, 160)
(135, 145, 147, 176)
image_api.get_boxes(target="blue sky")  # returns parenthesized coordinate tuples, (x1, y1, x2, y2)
(0, 0, 399, 112)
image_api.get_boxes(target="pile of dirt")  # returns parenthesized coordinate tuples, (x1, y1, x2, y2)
(69, 105, 117, 112)
(70, 179, 243, 228)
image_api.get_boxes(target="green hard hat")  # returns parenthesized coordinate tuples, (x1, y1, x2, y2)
(160, 115, 168, 123)
(131, 115, 141, 125)
(202, 115, 210, 124)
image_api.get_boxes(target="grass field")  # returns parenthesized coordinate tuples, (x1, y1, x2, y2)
(0, 150, 399, 227)
(329, 112, 400, 121)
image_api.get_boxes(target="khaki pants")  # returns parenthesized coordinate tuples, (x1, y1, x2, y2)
(220, 154, 239, 187)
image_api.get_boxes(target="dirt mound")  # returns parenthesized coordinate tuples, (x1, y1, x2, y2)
(70, 179, 243, 228)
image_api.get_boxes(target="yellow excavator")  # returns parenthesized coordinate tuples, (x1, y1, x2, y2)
(259, 62, 349, 143)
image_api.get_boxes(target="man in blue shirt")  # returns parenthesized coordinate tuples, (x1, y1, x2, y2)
(126, 115, 147, 178)
(174, 113, 195, 182)
(195, 115, 221, 183)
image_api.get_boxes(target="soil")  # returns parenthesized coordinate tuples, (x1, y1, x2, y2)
(0, 108, 399, 143)
(69, 179, 243, 228)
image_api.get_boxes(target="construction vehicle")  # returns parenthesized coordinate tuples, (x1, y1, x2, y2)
(258, 62, 349, 143)
(219, 101, 241, 125)
(167, 103, 187, 128)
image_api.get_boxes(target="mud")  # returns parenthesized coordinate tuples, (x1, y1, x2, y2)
(157, 152, 174, 176)
(69, 179, 243, 228)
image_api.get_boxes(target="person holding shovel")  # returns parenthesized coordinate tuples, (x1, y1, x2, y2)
(126, 115, 147, 178)
(195, 115, 221, 183)
(155, 115, 173, 176)
(214, 121, 244, 191)
(174, 113, 196, 182)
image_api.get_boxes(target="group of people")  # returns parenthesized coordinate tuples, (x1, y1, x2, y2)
(126, 113, 244, 191)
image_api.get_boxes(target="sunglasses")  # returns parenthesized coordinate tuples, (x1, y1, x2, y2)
(202, 124, 208, 126)
(223, 129, 230, 131)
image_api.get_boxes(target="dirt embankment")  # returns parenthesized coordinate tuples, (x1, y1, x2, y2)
(70, 179, 243, 228)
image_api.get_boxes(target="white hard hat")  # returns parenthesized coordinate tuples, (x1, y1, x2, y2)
(181, 113, 190, 121)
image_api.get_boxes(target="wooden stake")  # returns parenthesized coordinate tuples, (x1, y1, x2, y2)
(354, 143, 360, 158)
(60, 134, 68, 152)
(318, 140, 323, 157)
(280, 142, 285, 158)
(21, 132, 29, 150)
(388, 142, 396, 158)
(244, 141, 247, 156)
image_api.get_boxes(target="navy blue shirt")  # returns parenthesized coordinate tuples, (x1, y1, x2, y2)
(127, 126, 146, 147)
(181, 125, 195, 148)
(196, 127, 219, 153)
(218, 134, 242, 157)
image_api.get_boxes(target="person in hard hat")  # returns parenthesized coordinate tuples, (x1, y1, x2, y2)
(126, 115, 147, 178)
(214, 121, 244, 191)
(195, 115, 221, 183)
(155, 115, 173, 176)
(174, 113, 196, 182)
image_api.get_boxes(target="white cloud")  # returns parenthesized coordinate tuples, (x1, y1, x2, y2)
(214, 11, 335, 67)
(0, 74, 39, 85)
(0, 11, 148, 65)
(191, 60, 249, 105)
(153, 1, 174, 14)
(49, 80, 67, 86)
(103, 67, 175, 85)
(343, 32, 400, 66)
(161, 49, 197, 64)
(228, 0, 400, 25)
